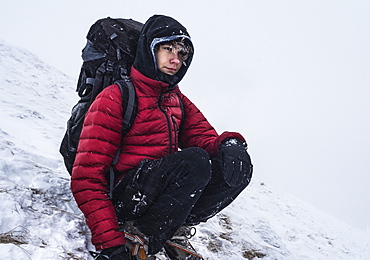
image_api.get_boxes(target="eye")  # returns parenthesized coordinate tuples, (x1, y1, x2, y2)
(178, 51, 189, 60)
(162, 45, 172, 52)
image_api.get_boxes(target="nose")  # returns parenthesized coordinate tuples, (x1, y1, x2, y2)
(169, 52, 181, 64)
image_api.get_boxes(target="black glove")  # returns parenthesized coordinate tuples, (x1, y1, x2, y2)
(91, 245, 132, 260)
(218, 138, 252, 187)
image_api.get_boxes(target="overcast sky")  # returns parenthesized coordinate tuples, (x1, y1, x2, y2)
(1, 0, 369, 232)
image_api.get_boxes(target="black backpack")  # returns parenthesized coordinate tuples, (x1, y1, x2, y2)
(59, 17, 143, 180)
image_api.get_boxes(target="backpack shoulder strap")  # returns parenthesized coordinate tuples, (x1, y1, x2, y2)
(115, 77, 137, 134)
(108, 76, 137, 199)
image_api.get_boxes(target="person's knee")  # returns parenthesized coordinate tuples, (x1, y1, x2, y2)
(182, 147, 209, 166)
(184, 147, 209, 159)
(181, 147, 211, 182)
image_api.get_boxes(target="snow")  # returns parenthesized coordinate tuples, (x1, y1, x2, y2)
(0, 40, 369, 259)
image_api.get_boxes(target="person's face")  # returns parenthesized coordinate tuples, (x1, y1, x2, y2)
(156, 43, 187, 75)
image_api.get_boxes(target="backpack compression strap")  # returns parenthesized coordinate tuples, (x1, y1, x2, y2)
(108, 77, 136, 199)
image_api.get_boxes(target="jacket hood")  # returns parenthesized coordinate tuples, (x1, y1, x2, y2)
(133, 15, 194, 88)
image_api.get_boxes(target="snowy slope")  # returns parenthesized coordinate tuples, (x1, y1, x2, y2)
(0, 40, 369, 259)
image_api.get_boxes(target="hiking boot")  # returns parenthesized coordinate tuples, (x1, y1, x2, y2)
(120, 221, 156, 260)
(164, 226, 203, 260)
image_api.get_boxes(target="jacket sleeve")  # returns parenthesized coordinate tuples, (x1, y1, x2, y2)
(70, 84, 125, 250)
(178, 93, 245, 158)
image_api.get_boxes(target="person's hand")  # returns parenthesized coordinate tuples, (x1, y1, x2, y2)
(218, 138, 252, 187)
(91, 245, 132, 260)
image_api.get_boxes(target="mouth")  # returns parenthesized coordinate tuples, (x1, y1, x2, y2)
(165, 67, 178, 74)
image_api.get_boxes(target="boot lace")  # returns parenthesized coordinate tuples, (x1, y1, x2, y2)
(120, 221, 154, 260)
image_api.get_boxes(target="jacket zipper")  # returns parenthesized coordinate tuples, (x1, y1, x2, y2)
(158, 93, 173, 154)
(171, 115, 179, 151)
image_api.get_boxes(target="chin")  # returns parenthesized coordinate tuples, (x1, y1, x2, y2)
(164, 70, 177, 75)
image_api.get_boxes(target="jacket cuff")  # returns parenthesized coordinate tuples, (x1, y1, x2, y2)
(208, 131, 246, 157)
(94, 231, 126, 251)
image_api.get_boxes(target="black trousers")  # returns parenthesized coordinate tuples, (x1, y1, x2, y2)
(112, 147, 252, 254)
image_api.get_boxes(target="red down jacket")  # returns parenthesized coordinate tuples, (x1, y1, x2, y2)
(70, 67, 245, 250)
